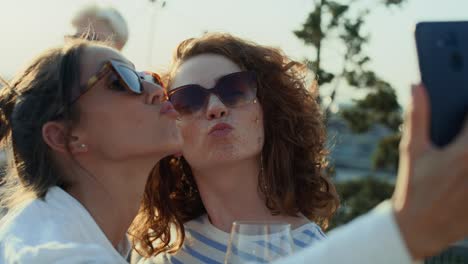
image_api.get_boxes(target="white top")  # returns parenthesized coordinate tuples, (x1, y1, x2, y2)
(139, 214, 328, 264)
(0, 186, 130, 264)
(272, 201, 422, 264)
(137, 201, 421, 264)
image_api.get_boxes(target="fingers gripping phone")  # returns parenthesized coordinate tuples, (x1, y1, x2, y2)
(415, 21, 468, 147)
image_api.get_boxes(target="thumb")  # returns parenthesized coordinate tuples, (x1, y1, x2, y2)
(403, 84, 431, 158)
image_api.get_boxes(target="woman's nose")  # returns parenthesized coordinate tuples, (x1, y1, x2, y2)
(205, 94, 228, 120)
(142, 81, 166, 105)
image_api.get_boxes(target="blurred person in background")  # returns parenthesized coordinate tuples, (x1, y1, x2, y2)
(67, 4, 129, 51)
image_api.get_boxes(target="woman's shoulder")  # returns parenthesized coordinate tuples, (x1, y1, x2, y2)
(290, 220, 327, 250)
(0, 187, 124, 263)
(133, 214, 229, 264)
(1, 240, 126, 264)
(292, 220, 326, 237)
(0, 188, 82, 240)
(0, 196, 76, 253)
(0, 190, 111, 260)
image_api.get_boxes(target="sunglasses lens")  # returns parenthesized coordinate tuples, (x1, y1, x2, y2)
(169, 86, 207, 115)
(117, 66, 142, 94)
(217, 72, 257, 107)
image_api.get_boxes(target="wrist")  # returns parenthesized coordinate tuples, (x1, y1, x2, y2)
(393, 204, 439, 260)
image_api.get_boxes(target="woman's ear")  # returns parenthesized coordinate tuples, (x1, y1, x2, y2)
(42, 121, 88, 154)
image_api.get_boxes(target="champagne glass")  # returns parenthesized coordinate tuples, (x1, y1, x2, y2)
(225, 221, 294, 264)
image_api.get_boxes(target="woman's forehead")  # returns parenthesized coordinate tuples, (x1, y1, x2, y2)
(170, 54, 241, 90)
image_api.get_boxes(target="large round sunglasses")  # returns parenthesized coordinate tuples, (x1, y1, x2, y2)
(167, 71, 257, 115)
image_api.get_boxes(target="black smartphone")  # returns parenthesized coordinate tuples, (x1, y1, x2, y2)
(415, 21, 468, 147)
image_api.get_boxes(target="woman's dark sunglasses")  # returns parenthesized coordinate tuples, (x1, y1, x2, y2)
(167, 71, 257, 115)
(55, 59, 163, 117)
(70, 59, 163, 103)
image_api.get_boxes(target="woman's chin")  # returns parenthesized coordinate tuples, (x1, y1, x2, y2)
(156, 127, 184, 157)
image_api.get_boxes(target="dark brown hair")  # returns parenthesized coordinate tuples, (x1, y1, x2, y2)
(0, 40, 91, 207)
(131, 33, 340, 257)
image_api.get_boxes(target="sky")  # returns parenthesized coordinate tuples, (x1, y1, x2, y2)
(0, 0, 465, 108)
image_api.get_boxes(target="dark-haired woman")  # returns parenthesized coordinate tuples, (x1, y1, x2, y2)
(0, 40, 182, 263)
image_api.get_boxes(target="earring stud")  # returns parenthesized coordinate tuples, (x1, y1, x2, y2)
(80, 144, 86, 148)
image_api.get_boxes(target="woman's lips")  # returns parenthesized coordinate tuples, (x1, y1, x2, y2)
(160, 101, 179, 118)
(208, 123, 233, 137)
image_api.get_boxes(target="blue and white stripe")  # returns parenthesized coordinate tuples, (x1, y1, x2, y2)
(141, 215, 325, 264)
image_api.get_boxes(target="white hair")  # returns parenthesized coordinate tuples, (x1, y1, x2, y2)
(72, 4, 129, 46)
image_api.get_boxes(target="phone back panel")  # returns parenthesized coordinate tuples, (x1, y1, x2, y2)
(415, 21, 468, 146)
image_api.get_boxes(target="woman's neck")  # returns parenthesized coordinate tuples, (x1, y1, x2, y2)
(67, 156, 156, 247)
(193, 158, 307, 232)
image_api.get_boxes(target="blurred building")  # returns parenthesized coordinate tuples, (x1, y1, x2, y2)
(327, 113, 395, 181)
(327, 113, 393, 170)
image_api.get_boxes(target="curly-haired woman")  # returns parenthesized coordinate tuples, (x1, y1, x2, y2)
(133, 33, 468, 264)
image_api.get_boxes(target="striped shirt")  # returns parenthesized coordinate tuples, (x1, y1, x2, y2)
(138, 214, 326, 264)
